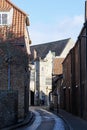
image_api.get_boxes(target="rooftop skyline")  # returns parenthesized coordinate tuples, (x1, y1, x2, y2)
(13, 0, 85, 45)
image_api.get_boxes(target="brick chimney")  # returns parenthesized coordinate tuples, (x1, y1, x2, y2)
(34, 49, 37, 60)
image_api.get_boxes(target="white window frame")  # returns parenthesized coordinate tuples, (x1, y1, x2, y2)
(0, 12, 9, 25)
(0, 8, 13, 26)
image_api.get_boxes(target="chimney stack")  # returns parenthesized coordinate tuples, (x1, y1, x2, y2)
(34, 49, 37, 60)
(85, 1, 87, 22)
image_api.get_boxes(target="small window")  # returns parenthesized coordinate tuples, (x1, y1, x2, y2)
(2, 14, 7, 24)
(42, 67, 44, 71)
(0, 14, 1, 24)
(0, 13, 8, 25)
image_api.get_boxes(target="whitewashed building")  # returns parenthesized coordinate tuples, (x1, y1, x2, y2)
(30, 38, 75, 106)
(30, 51, 53, 106)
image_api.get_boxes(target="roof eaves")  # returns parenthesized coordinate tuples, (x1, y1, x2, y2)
(32, 38, 71, 47)
(6, 0, 28, 16)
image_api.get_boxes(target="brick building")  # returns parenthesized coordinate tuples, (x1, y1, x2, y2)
(0, 0, 31, 128)
(0, 0, 31, 54)
(0, 43, 29, 128)
(61, 0, 87, 121)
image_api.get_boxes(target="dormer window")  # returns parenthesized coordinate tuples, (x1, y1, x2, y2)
(0, 13, 8, 25)
(0, 8, 13, 26)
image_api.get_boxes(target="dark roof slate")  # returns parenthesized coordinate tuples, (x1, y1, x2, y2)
(30, 38, 70, 59)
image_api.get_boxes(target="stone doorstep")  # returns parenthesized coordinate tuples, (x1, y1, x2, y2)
(2, 111, 35, 130)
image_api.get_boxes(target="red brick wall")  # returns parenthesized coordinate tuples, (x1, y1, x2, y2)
(0, 43, 29, 119)
(80, 28, 87, 119)
(53, 58, 64, 75)
(62, 52, 72, 112)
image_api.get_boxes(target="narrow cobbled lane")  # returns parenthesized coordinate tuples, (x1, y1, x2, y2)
(16, 107, 66, 130)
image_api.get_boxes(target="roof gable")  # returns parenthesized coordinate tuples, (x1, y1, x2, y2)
(7, 0, 30, 26)
(0, 0, 28, 15)
(30, 38, 70, 60)
(6, 0, 27, 15)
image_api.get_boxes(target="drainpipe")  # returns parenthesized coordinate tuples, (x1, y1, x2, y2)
(6, 42, 11, 90)
(78, 36, 82, 117)
(8, 57, 11, 90)
(85, 21, 87, 114)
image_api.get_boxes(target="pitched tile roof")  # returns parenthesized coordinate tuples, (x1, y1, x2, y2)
(30, 38, 70, 60)
(6, 0, 28, 15)
(0, 0, 30, 25)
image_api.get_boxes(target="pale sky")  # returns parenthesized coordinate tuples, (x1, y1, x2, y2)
(12, 0, 85, 45)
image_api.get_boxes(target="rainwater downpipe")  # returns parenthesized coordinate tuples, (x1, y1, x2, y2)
(8, 58, 11, 90)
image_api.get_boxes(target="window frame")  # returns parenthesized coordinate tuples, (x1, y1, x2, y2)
(0, 12, 9, 25)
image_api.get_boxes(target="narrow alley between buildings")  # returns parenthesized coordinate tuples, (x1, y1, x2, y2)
(15, 107, 67, 130)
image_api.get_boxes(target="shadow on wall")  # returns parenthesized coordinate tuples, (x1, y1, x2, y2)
(0, 33, 30, 128)
(0, 26, 25, 48)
